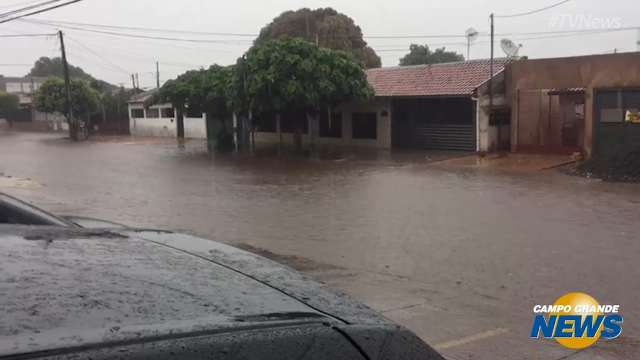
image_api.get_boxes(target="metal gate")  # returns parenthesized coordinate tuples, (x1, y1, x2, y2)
(413, 123, 476, 151)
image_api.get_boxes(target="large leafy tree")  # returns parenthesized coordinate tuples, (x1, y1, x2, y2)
(153, 65, 235, 147)
(0, 91, 20, 127)
(255, 8, 381, 69)
(399, 44, 465, 66)
(29, 56, 115, 90)
(240, 38, 373, 148)
(34, 77, 99, 140)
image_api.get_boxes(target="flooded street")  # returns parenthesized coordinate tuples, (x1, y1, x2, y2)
(2, 131, 639, 359)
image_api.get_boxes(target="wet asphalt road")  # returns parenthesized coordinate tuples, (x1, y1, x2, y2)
(1, 131, 639, 359)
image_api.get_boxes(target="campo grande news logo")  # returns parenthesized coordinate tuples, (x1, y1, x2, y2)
(530, 292, 623, 349)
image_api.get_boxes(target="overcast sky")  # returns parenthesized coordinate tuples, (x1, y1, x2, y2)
(1, 0, 638, 88)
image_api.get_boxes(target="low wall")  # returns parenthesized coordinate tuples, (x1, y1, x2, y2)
(184, 115, 207, 139)
(130, 117, 176, 137)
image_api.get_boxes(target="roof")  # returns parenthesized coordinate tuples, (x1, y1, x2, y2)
(366, 58, 510, 97)
(0, 75, 48, 83)
(547, 87, 586, 95)
(128, 88, 157, 103)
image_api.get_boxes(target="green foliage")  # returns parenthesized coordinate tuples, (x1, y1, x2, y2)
(399, 44, 465, 66)
(0, 91, 20, 115)
(240, 38, 372, 115)
(29, 56, 115, 90)
(154, 65, 234, 118)
(34, 77, 100, 119)
(255, 8, 381, 69)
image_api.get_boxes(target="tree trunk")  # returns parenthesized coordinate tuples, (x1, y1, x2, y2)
(293, 118, 302, 151)
(176, 106, 185, 139)
(276, 112, 282, 149)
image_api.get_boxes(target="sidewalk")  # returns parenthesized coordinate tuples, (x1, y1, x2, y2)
(432, 153, 576, 172)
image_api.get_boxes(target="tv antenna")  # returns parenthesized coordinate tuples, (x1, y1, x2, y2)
(500, 38, 522, 58)
(465, 27, 479, 60)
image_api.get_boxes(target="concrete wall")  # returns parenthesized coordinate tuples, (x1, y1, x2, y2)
(476, 71, 509, 152)
(184, 114, 207, 139)
(129, 103, 176, 137)
(254, 98, 392, 149)
(507, 52, 640, 157)
(128, 103, 207, 139)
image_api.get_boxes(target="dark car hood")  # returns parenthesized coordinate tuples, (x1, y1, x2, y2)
(0, 226, 388, 356)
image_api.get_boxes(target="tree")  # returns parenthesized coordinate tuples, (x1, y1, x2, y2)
(0, 92, 20, 127)
(29, 57, 115, 91)
(255, 8, 381, 69)
(153, 65, 235, 148)
(399, 44, 465, 66)
(240, 38, 373, 148)
(34, 77, 99, 140)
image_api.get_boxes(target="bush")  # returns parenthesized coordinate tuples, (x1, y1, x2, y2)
(576, 146, 640, 182)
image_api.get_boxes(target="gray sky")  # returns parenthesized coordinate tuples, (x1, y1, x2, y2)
(1, 0, 638, 87)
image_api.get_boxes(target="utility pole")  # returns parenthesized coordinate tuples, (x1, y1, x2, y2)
(156, 61, 160, 89)
(131, 74, 136, 89)
(135, 73, 140, 89)
(489, 13, 497, 149)
(58, 30, 76, 140)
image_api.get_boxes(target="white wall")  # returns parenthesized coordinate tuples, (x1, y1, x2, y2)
(184, 114, 207, 139)
(128, 103, 208, 138)
(129, 103, 176, 137)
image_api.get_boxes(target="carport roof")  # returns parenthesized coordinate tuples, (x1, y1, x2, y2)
(366, 58, 510, 97)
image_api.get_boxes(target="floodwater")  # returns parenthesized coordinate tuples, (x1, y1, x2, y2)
(1, 131, 639, 359)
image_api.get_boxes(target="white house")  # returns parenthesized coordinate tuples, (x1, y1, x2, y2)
(127, 89, 207, 139)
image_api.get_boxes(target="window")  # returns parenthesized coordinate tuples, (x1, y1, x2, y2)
(320, 112, 343, 138)
(281, 110, 308, 134)
(130, 108, 144, 118)
(6, 83, 21, 94)
(597, 90, 640, 124)
(146, 108, 160, 118)
(598, 91, 623, 123)
(161, 107, 175, 118)
(352, 112, 377, 139)
(256, 112, 276, 132)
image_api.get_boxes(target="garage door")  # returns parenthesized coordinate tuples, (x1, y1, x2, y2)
(413, 123, 476, 151)
(392, 98, 476, 151)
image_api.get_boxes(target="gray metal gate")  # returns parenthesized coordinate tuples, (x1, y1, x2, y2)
(413, 123, 476, 151)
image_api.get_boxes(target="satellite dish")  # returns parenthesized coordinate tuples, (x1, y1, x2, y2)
(501, 39, 522, 58)
(465, 28, 479, 60)
(465, 28, 479, 43)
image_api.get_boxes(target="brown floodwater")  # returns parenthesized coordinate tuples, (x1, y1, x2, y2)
(2, 131, 639, 359)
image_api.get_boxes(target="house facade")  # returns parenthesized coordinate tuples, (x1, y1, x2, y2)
(127, 89, 207, 139)
(0, 75, 66, 130)
(506, 52, 640, 158)
(253, 59, 509, 152)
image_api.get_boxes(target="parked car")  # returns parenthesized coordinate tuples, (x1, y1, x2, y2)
(0, 193, 444, 360)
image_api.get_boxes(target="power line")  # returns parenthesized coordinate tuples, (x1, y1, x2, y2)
(0, 0, 62, 18)
(26, 16, 637, 42)
(19, 18, 254, 43)
(0, 32, 56, 37)
(0, 0, 82, 24)
(65, 35, 130, 75)
(0, 0, 49, 11)
(26, 18, 259, 37)
(495, 0, 572, 18)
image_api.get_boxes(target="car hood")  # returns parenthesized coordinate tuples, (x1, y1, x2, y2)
(0, 225, 387, 356)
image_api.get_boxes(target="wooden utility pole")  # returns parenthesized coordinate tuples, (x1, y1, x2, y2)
(489, 13, 498, 149)
(156, 61, 160, 89)
(58, 30, 76, 140)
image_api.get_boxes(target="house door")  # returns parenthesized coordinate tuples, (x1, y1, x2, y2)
(516, 89, 584, 153)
